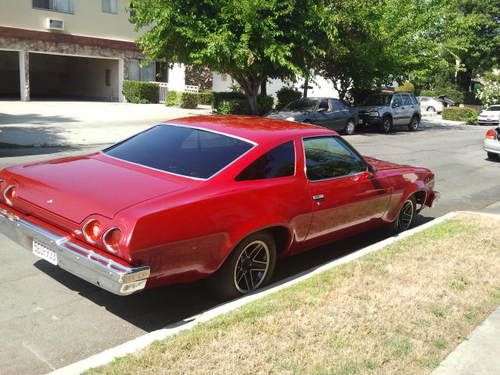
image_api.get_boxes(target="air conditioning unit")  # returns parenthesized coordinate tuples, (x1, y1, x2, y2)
(46, 18, 64, 31)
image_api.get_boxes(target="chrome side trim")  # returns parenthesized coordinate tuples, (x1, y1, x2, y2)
(0, 207, 149, 296)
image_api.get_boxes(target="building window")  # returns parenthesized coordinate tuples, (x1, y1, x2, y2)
(33, 0, 74, 13)
(126, 60, 156, 82)
(102, 0, 118, 14)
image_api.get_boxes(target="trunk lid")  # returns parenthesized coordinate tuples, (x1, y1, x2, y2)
(6, 154, 188, 223)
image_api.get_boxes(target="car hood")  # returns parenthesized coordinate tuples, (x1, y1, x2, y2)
(267, 111, 307, 120)
(364, 156, 410, 171)
(357, 106, 384, 112)
(3, 153, 188, 223)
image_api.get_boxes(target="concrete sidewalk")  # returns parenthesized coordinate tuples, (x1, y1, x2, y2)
(0, 101, 211, 147)
(432, 307, 500, 375)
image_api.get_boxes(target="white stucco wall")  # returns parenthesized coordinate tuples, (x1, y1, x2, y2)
(212, 72, 340, 98)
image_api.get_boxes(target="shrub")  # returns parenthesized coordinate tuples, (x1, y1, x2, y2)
(276, 87, 302, 110)
(395, 82, 415, 92)
(442, 107, 478, 123)
(475, 78, 500, 106)
(213, 92, 247, 111)
(122, 81, 159, 104)
(180, 92, 199, 109)
(213, 92, 274, 115)
(197, 91, 214, 106)
(165, 90, 181, 106)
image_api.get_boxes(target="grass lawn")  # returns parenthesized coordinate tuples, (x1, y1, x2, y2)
(87, 213, 500, 375)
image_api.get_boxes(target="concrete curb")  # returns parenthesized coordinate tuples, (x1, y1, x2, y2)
(49, 211, 472, 375)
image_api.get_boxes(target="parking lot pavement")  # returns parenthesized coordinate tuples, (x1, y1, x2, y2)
(0, 101, 211, 147)
(0, 118, 499, 374)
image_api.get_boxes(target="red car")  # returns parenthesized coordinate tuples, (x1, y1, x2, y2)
(0, 116, 438, 298)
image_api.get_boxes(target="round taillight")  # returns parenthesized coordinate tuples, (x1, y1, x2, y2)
(3, 185, 16, 206)
(103, 227, 122, 253)
(82, 219, 103, 244)
(485, 129, 496, 140)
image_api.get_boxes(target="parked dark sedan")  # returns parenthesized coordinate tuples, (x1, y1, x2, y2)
(267, 97, 359, 135)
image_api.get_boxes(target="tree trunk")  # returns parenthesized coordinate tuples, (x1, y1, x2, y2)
(457, 67, 472, 92)
(260, 78, 267, 96)
(303, 73, 309, 98)
(235, 77, 262, 115)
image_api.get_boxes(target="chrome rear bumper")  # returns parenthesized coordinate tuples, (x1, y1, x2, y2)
(0, 207, 149, 296)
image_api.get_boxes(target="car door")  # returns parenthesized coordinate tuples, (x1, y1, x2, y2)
(401, 94, 414, 123)
(314, 99, 334, 128)
(330, 99, 350, 130)
(303, 136, 390, 241)
(391, 94, 405, 125)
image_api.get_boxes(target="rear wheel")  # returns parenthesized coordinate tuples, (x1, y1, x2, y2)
(391, 196, 417, 234)
(209, 232, 276, 299)
(344, 119, 356, 135)
(408, 116, 420, 131)
(380, 116, 393, 134)
(487, 152, 499, 160)
(427, 106, 436, 113)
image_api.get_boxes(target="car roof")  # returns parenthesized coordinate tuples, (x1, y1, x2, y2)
(166, 115, 335, 145)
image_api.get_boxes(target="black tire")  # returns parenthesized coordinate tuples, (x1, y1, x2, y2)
(408, 116, 420, 131)
(344, 119, 356, 135)
(379, 116, 393, 134)
(390, 196, 417, 234)
(487, 152, 499, 160)
(427, 106, 436, 113)
(208, 232, 277, 299)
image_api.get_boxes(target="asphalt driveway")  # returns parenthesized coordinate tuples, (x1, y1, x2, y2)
(0, 117, 499, 374)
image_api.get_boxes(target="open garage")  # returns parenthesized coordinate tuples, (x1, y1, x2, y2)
(0, 50, 20, 99)
(29, 53, 120, 101)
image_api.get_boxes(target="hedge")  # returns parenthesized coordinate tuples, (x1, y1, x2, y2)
(213, 92, 274, 115)
(276, 87, 302, 110)
(198, 91, 215, 105)
(180, 92, 198, 109)
(122, 81, 159, 104)
(165, 91, 181, 106)
(442, 107, 478, 123)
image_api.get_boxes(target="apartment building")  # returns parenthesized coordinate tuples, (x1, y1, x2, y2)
(0, 0, 185, 101)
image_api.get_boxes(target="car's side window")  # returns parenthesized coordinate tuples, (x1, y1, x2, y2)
(332, 100, 346, 111)
(392, 95, 402, 107)
(304, 137, 366, 181)
(236, 141, 295, 181)
(319, 99, 329, 111)
(402, 94, 413, 106)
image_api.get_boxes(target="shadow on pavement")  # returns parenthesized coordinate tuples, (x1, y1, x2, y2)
(0, 113, 78, 125)
(34, 214, 435, 333)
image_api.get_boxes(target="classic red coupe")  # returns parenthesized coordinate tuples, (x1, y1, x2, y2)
(0, 116, 438, 298)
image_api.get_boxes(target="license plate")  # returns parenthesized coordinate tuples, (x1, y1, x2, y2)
(32, 240, 58, 266)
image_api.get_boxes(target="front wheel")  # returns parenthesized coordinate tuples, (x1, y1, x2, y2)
(391, 196, 417, 234)
(427, 106, 436, 113)
(408, 116, 420, 131)
(379, 116, 393, 134)
(209, 232, 276, 299)
(344, 119, 356, 135)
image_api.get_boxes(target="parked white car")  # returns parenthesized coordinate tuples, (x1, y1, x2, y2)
(478, 105, 500, 126)
(417, 96, 444, 114)
(484, 127, 500, 160)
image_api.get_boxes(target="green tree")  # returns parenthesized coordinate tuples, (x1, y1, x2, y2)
(130, 0, 332, 114)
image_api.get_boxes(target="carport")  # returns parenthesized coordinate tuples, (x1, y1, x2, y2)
(29, 53, 120, 101)
(0, 50, 20, 99)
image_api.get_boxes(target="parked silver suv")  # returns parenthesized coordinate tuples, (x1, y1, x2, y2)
(357, 92, 421, 133)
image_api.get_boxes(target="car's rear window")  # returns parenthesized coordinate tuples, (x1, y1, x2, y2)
(104, 125, 254, 179)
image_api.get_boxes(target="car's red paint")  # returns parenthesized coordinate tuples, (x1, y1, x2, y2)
(0, 115, 437, 290)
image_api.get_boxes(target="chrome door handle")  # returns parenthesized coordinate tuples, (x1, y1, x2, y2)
(313, 194, 325, 201)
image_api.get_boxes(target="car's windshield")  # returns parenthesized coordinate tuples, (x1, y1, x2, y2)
(283, 98, 319, 112)
(486, 105, 500, 111)
(362, 94, 392, 106)
(104, 125, 254, 179)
